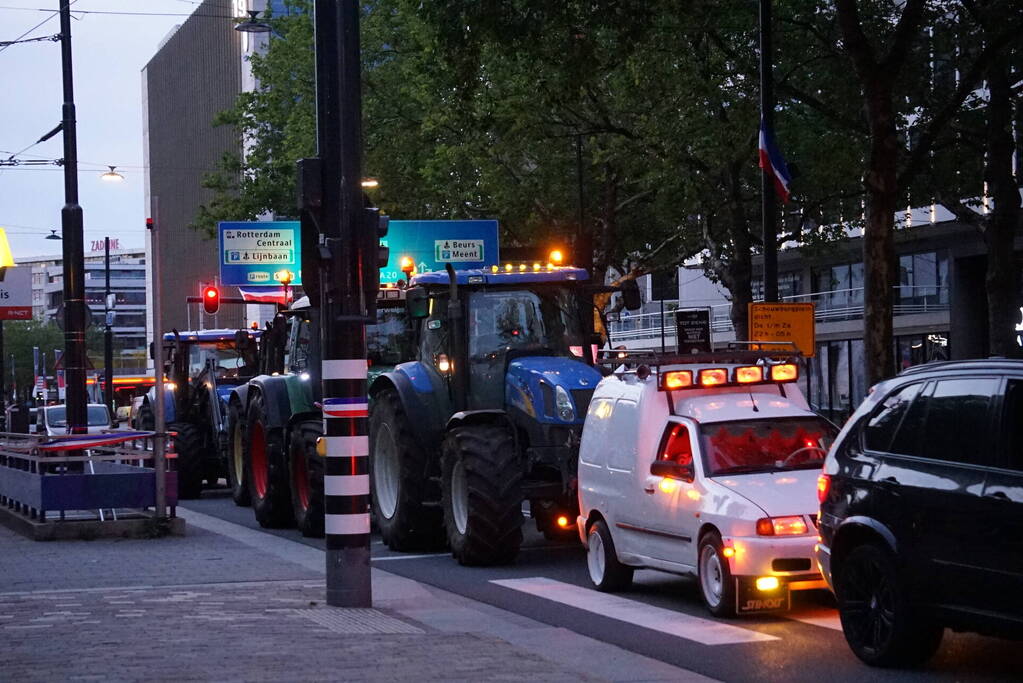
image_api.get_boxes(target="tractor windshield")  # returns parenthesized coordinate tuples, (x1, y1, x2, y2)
(188, 342, 249, 379)
(368, 306, 415, 367)
(467, 288, 585, 358)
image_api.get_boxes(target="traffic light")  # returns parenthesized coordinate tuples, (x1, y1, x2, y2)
(202, 285, 220, 315)
(361, 206, 390, 315)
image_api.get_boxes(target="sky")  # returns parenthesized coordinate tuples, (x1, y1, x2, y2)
(0, 0, 239, 260)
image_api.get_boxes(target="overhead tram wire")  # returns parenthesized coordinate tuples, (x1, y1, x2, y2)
(0, 0, 75, 56)
(0, 5, 236, 20)
(0, 33, 59, 48)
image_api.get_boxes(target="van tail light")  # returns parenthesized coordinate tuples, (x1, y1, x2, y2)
(756, 516, 808, 536)
(817, 474, 831, 504)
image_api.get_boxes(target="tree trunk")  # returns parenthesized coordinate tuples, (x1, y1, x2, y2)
(862, 85, 899, 385)
(982, 55, 1021, 357)
(725, 161, 753, 342)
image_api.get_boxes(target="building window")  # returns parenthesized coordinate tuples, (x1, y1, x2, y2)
(752, 272, 802, 301)
(899, 251, 948, 306)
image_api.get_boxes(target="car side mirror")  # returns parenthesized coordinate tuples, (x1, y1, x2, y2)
(406, 287, 429, 319)
(619, 279, 642, 311)
(650, 460, 694, 483)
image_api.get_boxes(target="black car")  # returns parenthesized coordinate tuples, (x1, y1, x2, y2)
(816, 359, 1023, 667)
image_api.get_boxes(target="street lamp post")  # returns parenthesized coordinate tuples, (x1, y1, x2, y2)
(58, 2, 88, 432)
(104, 237, 114, 415)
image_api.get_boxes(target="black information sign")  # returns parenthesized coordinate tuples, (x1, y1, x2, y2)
(675, 308, 712, 354)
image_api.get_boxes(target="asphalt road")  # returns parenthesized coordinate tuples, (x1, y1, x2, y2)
(182, 488, 1019, 682)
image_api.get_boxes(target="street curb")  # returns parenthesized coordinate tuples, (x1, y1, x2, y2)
(0, 506, 185, 540)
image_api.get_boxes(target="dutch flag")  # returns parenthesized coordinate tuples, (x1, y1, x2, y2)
(323, 397, 369, 419)
(238, 286, 292, 305)
(758, 118, 793, 203)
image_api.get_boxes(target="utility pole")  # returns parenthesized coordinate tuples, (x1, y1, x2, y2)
(312, 0, 371, 608)
(104, 237, 114, 414)
(58, 2, 88, 432)
(759, 0, 778, 303)
(149, 202, 167, 520)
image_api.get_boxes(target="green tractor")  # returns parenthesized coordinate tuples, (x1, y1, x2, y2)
(226, 288, 414, 536)
(369, 265, 640, 564)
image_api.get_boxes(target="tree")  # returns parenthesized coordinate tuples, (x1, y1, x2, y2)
(832, 0, 1023, 383)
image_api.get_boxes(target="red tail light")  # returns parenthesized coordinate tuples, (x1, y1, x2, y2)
(817, 474, 831, 504)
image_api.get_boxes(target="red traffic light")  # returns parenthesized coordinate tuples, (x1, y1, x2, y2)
(202, 285, 220, 314)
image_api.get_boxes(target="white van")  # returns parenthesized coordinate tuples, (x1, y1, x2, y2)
(38, 404, 113, 436)
(577, 352, 837, 616)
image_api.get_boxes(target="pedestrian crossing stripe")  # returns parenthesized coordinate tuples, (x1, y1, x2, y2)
(490, 577, 777, 645)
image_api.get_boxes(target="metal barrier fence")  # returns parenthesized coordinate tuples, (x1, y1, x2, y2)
(0, 431, 177, 523)
(608, 286, 950, 345)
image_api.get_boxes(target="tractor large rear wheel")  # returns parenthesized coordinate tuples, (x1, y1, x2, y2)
(289, 419, 324, 538)
(369, 389, 444, 551)
(170, 421, 204, 500)
(226, 401, 250, 506)
(441, 423, 523, 565)
(246, 393, 293, 528)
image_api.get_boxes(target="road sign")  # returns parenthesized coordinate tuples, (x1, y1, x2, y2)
(218, 221, 303, 286)
(674, 308, 712, 354)
(748, 302, 816, 357)
(0, 265, 32, 320)
(380, 220, 499, 284)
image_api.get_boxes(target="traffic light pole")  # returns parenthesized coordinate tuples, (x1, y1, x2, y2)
(58, 2, 88, 433)
(313, 0, 371, 608)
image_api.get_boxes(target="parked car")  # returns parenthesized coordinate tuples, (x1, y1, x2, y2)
(37, 403, 113, 436)
(578, 350, 837, 616)
(816, 358, 1023, 667)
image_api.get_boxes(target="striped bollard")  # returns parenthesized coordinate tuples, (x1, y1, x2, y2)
(322, 358, 372, 607)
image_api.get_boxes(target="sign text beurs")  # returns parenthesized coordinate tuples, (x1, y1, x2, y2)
(748, 302, 816, 357)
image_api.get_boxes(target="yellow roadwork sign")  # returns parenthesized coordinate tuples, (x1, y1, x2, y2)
(748, 302, 816, 357)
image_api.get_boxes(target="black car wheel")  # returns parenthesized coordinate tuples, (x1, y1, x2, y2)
(836, 544, 944, 667)
(586, 520, 633, 592)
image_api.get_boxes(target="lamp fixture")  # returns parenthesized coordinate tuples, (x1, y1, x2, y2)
(45, 229, 62, 241)
(361, 178, 379, 189)
(235, 10, 271, 34)
(101, 165, 124, 182)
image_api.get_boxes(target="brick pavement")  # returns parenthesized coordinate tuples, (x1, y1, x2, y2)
(0, 579, 592, 682)
(0, 514, 715, 682)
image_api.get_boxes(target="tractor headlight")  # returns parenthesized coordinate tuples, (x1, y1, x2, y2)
(554, 385, 575, 422)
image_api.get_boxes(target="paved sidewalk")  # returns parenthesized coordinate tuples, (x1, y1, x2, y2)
(0, 510, 716, 682)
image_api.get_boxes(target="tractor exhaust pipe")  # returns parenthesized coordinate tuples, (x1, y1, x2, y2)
(445, 264, 468, 412)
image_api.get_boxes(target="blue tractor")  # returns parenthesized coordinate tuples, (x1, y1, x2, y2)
(138, 328, 261, 499)
(369, 265, 640, 564)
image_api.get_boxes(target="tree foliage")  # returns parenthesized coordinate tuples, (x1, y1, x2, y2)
(194, 0, 1019, 365)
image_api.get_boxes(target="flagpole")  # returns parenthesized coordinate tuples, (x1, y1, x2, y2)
(759, 0, 778, 303)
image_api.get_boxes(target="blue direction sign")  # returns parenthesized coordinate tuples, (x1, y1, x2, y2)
(218, 221, 302, 286)
(381, 220, 499, 283)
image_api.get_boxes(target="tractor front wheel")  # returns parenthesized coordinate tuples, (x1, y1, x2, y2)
(289, 420, 324, 538)
(246, 393, 293, 528)
(169, 421, 204, 500)
(441, 423, 523, 566)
